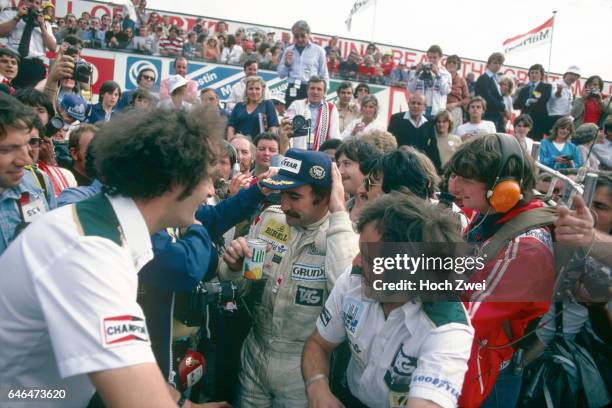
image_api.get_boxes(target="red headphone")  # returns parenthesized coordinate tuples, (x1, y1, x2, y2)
(486, 134, 525, 213)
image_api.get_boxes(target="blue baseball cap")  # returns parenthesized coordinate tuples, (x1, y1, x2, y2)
(260, 148, 332, 190)
(60, 94, 88, 122)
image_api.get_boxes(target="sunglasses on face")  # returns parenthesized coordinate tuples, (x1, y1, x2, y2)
(142, 75, 155, 81)
(29, 138, 42, 147)
(364, 173, 381, 192)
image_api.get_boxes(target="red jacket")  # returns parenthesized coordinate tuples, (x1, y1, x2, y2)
(459, 202, 555, 407)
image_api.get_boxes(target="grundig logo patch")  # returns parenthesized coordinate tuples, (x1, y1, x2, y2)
(101, 315, 149, 348)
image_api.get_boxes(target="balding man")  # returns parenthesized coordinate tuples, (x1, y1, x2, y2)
(387, 93, 441, 171)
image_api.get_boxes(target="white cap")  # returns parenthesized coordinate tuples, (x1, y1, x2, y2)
(565, 65, 581, 76)
(167, 75, 188, 94)
(270, 93, 285, 105)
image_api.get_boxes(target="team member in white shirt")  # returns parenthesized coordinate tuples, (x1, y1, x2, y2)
(456, 96, 497, 141)
(0, 106, 225, 407)
(302, 193, 474, 408)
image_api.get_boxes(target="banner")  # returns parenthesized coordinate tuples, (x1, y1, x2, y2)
(345, 0, 374, 31)
(503, 16, 554, 55)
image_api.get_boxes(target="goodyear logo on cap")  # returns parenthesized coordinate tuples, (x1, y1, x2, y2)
(281, 157, 302, 174)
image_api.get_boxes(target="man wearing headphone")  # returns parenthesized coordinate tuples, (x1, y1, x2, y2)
(447, 134, 556, 408)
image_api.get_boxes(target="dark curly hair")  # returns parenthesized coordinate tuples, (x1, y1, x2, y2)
(0, 93, 34, 140)
(94, 105, 223, 200)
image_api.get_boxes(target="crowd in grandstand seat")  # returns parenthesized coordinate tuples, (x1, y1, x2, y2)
(1, 1, 611, 408)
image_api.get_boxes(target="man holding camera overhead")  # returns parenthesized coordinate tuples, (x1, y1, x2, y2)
(283, 75, 340, 151)
(407, 45, 451, 120)
(0, 0, 57, 88)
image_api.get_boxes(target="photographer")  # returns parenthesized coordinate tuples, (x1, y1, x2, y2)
(0, 0, 56, 88)
(285, 75, 340, 151)
(571, 75, 612, 128)
(406, 44, 451, 119)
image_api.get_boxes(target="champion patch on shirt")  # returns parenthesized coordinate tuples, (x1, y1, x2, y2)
(101, 315, 150, 348)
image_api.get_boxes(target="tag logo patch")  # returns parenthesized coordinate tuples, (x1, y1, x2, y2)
(280, 157, 302, 174)
(295, 286, 324, 306)
(291, 263, 326, 281)
(101, 315, 149, 348)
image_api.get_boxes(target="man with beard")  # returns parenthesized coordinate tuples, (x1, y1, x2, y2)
(220, 148, 358, 407)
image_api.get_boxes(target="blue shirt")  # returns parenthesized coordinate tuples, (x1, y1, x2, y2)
(228, 100, 279, 138)
(539, 139, 583, 170)
(277, 42, 329, 84)
(0, 171, 56, 255)
(117, 89, 136, 111)
(86, 103, 116, 124)
(57, 179, 103, 207)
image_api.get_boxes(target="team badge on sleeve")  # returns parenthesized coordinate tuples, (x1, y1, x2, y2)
(101, 315, 150, 348)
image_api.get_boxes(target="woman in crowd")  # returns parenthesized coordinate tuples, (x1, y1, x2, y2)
(256, 43, 272, 69)
(499, 75, 515, 129)
(573, 123, 602, 169)
(203, 36, 221, 62)
(220, 34, 243, 65)
(433, 110, 462, 167)
(227, 76, 278, 139)
(445, 54, 470, 133)
(354, 82, 370, 107)
(270, 45, 283, 69)
(86, 80, 120, 123)
(572, 75, 611, 127)
(539, 116, 583, 170)
(341, 95, 386, 139)
(513, 114, 535, 156)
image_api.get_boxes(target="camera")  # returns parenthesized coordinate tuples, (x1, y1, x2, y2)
(291, 114, 311, 137)
(174, 281, 238, 327)
(24, 7, 41, 22)
(65, 45, 93, 83)
(559, 250, 611, 301)
(418, 62, 434, 85)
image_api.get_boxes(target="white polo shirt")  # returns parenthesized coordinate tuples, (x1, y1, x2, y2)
(317, 271, 474, 408)
(0, 9, 53, 59)
(0, 195, 155, 407)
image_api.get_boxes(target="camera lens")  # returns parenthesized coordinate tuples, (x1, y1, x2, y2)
(292, 115, 306, 129)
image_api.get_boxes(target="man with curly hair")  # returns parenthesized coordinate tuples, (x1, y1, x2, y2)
(0, 105, 227, 407)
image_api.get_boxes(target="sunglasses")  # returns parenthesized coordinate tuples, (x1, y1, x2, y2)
(142, 75, 155, 81)
(29, 138, 42, 147)
(364, 173, 381, 192)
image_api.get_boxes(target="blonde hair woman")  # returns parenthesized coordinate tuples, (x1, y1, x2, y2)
(227, 76, 279, 139)
(341, 95, 385, 139)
